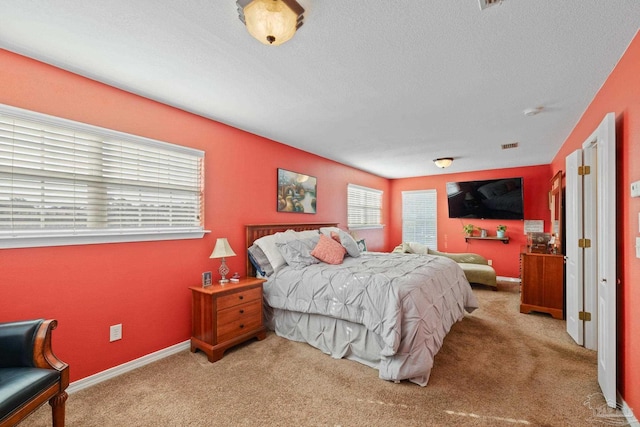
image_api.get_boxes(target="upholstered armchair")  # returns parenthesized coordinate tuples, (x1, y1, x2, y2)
(0, 319, 69, 427)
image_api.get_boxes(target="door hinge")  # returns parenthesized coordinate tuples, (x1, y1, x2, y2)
(578, 238, 591, 248)
(579, 311, 592, 321)
(578, 165, 591, 175)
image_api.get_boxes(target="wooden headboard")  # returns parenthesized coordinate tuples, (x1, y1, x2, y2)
(245, 222, 339, 277)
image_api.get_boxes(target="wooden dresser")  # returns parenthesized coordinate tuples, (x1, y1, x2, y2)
(520, 252, 565, 319)
(190, 277, 266, 362)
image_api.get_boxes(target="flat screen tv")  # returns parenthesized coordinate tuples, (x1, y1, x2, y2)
(446, 177, 524, 219)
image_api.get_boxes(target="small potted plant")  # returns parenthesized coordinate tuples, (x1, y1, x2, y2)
(496, 224, 507, 238)
(463, 224, 476, 236)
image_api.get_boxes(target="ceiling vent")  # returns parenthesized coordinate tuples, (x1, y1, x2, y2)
(501, 142, 519, 150)
(478, 0, 503, 10)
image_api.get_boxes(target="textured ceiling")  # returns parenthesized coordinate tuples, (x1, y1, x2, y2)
(1, 1, 639, 178)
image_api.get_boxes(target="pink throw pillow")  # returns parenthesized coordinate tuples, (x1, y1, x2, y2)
(311, 234, 347, 265)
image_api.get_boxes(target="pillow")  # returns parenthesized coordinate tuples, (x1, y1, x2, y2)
(248, 244, 274, 277)
(320, 227, 361, 258)
(254, 229, 301, 272)
(276, 235, 320, 269)
(405, 241, 429, 255)
(311, 234, 347, 265)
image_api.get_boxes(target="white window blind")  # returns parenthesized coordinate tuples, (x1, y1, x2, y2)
(347, 184, 383, 229)
(0, 104, 205, 249)
(402, 189, 437, 248)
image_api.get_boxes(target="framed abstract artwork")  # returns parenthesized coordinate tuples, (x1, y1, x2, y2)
(277, 168, 317, 214)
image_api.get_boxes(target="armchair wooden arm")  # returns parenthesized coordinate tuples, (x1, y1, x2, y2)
(0, 319, 69, 427)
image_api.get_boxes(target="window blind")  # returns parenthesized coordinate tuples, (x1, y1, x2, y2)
(0, 104, 205, 248)
(402, 189, 437, 248)
(347, 184, 383, 229)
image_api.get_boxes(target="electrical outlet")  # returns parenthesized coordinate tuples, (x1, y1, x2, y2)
(487, 259, 493, 266)
(110, 324, 122, 342)
(631, 180, 640, 198)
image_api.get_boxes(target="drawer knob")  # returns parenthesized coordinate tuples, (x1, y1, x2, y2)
(239, 309, 244, 314)
(239, 324, 245, 329)
(239, 295, 244, 300)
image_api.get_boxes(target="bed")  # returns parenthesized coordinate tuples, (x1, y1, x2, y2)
(245, 223, 479, 386)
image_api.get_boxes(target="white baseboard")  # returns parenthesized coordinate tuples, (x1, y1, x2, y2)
(620, 392, 639, 426)
(496, 275, 521, 283)
(67, 340, 190, 394)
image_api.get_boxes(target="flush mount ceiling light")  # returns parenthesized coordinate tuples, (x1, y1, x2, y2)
(478, 0, 504, 10)
(433, 158, 454, 168)
(523, 106, 544, 116)
(237, 0, 305, 46)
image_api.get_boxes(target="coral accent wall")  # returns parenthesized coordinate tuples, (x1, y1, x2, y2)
(389, 165, 552, 278)
(550, 30, 640, 416)
(0, 49, 389, 381)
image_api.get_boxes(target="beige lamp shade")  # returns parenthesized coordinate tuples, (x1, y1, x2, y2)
(238, 0, 304, 46)
(210, 238, 237, 259)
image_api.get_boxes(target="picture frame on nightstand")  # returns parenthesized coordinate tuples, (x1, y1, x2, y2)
(202, 271, 212, 287)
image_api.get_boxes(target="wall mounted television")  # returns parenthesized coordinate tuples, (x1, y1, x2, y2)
(446, 177, 524, 220)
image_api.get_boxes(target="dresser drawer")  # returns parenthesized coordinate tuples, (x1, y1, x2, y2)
(217, 299, 262, 343)
(217, 287, 262, 310)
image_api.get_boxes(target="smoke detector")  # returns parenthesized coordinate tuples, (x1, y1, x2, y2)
(478, 0, 503, 10)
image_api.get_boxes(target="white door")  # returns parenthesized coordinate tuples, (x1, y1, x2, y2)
(583, 143, 598, 351)
(565, 150, 583, 345)
(564, 113, 617, 408)
(591, 112, 617, 408)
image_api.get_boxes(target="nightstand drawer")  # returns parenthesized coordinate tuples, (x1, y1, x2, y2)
(217, 299, 262, 343)
(217, 287, 262, 310)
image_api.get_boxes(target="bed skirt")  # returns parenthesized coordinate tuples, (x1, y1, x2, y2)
(265, 305, 432, 386)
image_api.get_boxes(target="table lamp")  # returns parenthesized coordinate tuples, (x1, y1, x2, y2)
(210, 238, 236, 283)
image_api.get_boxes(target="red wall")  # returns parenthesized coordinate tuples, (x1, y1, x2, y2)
(389, 165, 552, 278)
(550, 30, 640, 414)
(0, 49, 389, 381)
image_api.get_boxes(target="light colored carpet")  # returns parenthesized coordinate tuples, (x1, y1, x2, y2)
(23, 285, 620, 426)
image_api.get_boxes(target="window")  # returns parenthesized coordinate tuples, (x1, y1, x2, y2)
(402, 189, 437, 248)
(0, 104, 205, 249)
(347, 184, 383, 229)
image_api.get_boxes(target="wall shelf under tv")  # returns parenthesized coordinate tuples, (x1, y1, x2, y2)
(465, 236, 510, 244)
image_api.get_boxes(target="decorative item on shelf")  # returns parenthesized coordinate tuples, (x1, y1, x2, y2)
(480, 228, 488, 238)
(463, 224, 476, 236)
(237, 0, 305, 46)
(210, 238, 237, 283)
(202, 271, 213, 287)
(230, 272, 241, 283)
(496, 224, 507, 238)
(527, 232, 551, 254)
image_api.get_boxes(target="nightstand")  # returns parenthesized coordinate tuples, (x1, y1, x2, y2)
(189, 277, 266, 362)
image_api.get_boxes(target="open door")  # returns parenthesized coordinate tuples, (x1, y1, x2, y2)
(593, 112, 617, 408)
(565, 113, 617, 408)
(565, 150, 583, 345)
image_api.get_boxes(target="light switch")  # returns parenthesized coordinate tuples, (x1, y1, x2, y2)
(632, 180, 640, 197)
(637, 237, 640, 259)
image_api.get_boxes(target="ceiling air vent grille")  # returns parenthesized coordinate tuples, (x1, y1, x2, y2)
(501, 142, 519, 150)
(478, 0, 503, 10)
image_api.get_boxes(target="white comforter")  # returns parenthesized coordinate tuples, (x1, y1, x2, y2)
(263, 252, 479, 385)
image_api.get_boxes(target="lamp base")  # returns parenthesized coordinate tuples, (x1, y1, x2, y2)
(219, 278, 229, 284)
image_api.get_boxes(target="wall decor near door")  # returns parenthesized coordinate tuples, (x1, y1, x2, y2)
(277, 168, 317, 214)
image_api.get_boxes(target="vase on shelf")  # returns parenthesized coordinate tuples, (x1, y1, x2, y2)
(497, 230, 506, 238)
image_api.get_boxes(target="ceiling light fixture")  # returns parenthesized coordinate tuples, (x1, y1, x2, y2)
(523, 106, 544, 116)
(433, 158, 454, 168)
(237, 0, 305, 46)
